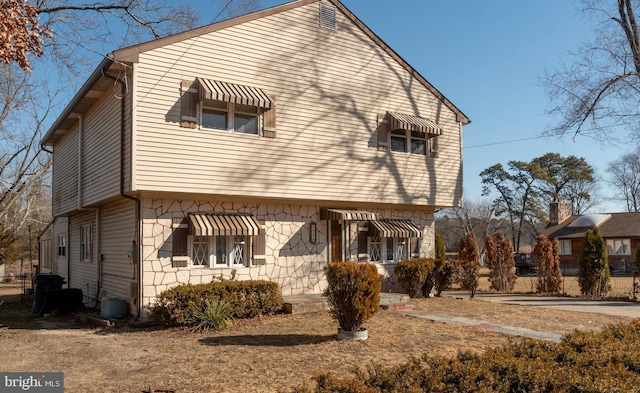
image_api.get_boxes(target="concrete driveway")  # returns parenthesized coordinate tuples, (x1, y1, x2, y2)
(444, 291, 640, 318)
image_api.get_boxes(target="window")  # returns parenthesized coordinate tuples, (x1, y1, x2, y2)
(190, 235, 249, 268)
(201, 100, 259, 135)
(57, 235, 66, 257)
(380, 112, 440, 157)
(369, 236, 408, 263)
(607, 239, 631, 255)
(390, 129, 407, 152)
(390, 128, 434, 156)
(181, 79, 276, 137)
(558, 239, 571, 255)
(81, 224, 93, 262)
(369, 236, 382, 262)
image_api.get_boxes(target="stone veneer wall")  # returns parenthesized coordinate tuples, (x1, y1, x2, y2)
(140, 198, 434, 313)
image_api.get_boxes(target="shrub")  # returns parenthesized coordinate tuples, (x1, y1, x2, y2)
(433, 258, 459, 296)
(423, 231, 449, 297)
(324, 262, 381, 332)
(457, 232, 480, 297)
(293, 320, 640, 392)
(532, 234, 563, 294)
(395, 258, 435, 298)
(457, 259, 480, 296)
(578, 227, 611, 297)
(187, 298, 234, 332)
(485, 232, 517, 292)
(151, 280, 283, 326)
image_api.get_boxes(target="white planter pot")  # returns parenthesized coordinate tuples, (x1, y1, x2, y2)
(337, 328, 368, 341)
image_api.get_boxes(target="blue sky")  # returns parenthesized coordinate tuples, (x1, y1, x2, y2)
(65, 0, 626, 212)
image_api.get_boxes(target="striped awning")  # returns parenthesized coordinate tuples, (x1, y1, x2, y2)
(387, 111, 441, 136)
(370, 219, 422, 238)
(320, 208, 378, 221)
(189, 213, 260, 236)
(197, 78, 273, 109)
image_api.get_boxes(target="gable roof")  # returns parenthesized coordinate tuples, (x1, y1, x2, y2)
(41, 0, 469, 146)
(542, 212, 640, 239)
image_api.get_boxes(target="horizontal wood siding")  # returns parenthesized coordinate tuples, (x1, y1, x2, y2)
(82, 91, 122, 206)
(123, 86, 132, 192)
(53, 217, 69, 281)
(69, 211, 98, 306)
(52, 128, 79, 216)
(132, 2, 463, 208)
(100, 199, 137, 300)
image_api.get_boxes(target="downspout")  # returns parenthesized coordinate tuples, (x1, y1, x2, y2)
(102, 67, 142, 319)
(67, 219, 71, 288)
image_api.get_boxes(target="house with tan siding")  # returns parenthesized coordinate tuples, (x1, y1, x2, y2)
(40, 0, 469, 318)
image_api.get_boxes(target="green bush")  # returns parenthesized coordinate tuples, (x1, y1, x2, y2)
(187, 298, 234, 332)
(324, 262, 382, 332)
(293, 320, 640, 392)
(151, 280, 283, 326)
(578, 227, 611, 297)
(434, 258, 459, 296)
(395, 258, 435, 298)
(457, 259, 480, 296)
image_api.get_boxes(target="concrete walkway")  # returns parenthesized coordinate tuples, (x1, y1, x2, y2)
(443, 291, 640, 318)
(283, 292, 564, 342)
(391, 308, 562, 342)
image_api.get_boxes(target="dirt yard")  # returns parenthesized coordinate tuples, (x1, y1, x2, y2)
(0, 291, 631, 393)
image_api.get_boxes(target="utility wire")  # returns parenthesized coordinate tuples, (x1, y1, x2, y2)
(464, 127, 602, 149)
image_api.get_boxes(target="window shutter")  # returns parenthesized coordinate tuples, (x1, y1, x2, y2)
(252, 221, 267, 266)
(411, 238, 421, 258)
(430, 135, 439, 158)
(181, 80, 198, 129)
(172, 217, 189, 268)
(377, 113, 388, 151)
(357, 226, 368, 254)
(263, 96, 276, 138)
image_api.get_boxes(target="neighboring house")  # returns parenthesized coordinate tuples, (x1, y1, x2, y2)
(542, 202, 640, 273)
(39, 0, 469, 318)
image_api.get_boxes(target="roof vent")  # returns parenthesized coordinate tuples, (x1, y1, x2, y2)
(319, 3, 336, 30)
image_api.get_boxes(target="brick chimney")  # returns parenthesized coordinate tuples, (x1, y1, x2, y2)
(549, 201, 572, 226)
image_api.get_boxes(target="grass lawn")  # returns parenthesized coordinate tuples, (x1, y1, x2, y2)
(0, 288, 631, 393)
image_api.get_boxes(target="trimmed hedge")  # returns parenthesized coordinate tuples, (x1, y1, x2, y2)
(395, 258, 436, 298)
(324, 262, 381, 332)
(293, 320, 640, 392)
(151, 280, 283, 326)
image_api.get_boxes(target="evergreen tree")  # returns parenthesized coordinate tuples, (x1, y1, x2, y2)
(577, 227, 611, 297)
(532, 234, 563, 294)
(457, 232, 480, 297)
(485, 232, 517, 292)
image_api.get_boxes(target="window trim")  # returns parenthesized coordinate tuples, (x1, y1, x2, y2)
(201, 101, 261, 136)
(189, 234, 250, 269)
(80, 224, 93, 262)
(558, 239, 572, 255)
(606, 238, 631, 256)
(57, 234, 66, 257)
(369, 236, 408, 264)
